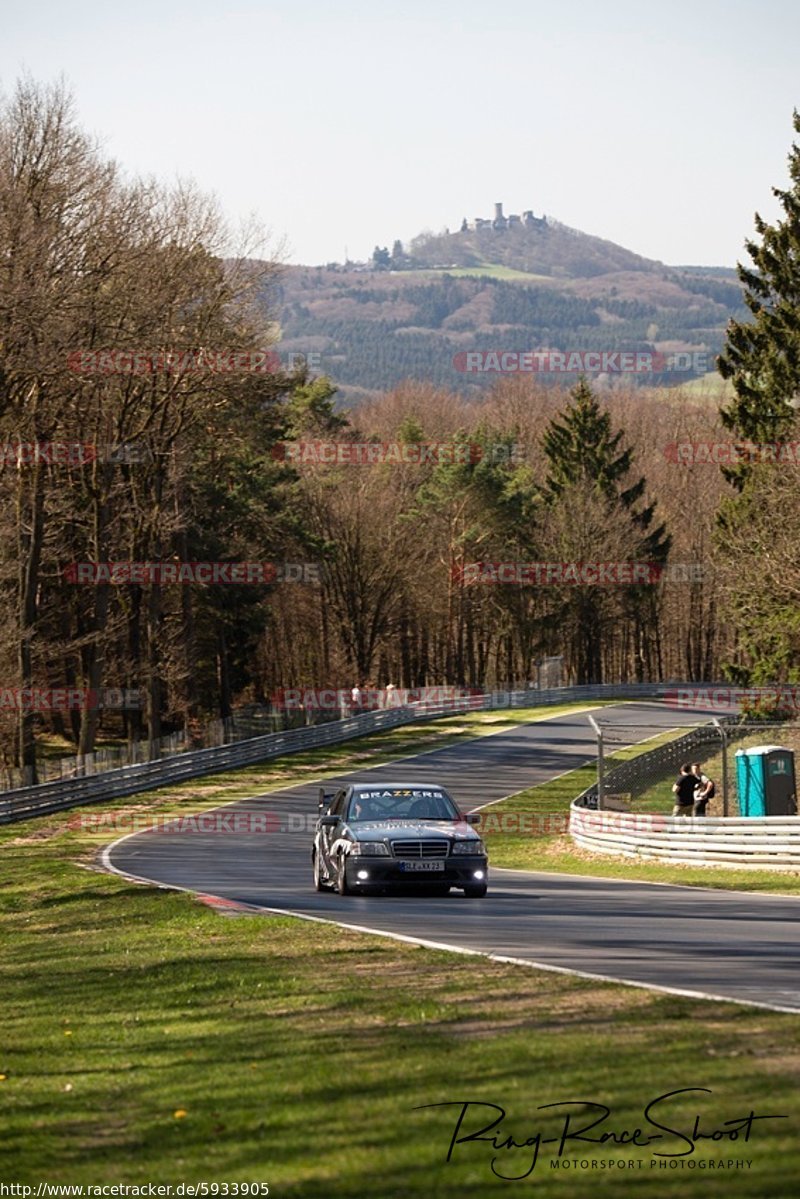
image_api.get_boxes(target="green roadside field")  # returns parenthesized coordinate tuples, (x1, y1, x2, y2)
(678, 371, 734, 399)
(404, 263, 556, 283)
(2, 702, 799, 1197)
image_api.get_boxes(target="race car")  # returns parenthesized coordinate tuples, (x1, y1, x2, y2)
(312, 782, 488, 897)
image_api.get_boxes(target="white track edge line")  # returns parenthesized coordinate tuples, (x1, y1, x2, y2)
(97, 845, 800, 1016)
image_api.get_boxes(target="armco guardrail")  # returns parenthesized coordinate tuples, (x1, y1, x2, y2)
(0, 702, 428, 825)
(0, 681, 719, 825)
(569, 806, 800, 869)
(569, 713, 800, 868)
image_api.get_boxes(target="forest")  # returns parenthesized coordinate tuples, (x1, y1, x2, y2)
(2, 81, 799, 783)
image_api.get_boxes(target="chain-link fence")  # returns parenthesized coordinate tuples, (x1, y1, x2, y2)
(585, 717, 800, 817)
(0, 661, 567, 793)
(0, 703, 331, 792)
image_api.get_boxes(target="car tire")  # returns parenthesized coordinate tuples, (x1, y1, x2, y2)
(337, 854, 350, 896)
(313, 850, 328, 892)
(463, 883, 487, 898)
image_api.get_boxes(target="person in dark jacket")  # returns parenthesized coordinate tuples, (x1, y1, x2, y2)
(672, 763, 699, 816)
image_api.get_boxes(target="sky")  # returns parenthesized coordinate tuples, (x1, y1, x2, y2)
(1, 0, 798, 268)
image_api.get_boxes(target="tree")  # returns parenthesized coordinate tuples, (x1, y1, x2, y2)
(713, 113, 800, 681)
(718, 110, 800, 480)
(372, 246, 390, 270)
(0, 77, 286, 778)
(0, 78, 121, 779)
(542, 377, 668, 556)
(540, 378, 670, 683)
(390, 240, 406, 269)
(714, 466, 800, 683)
(408, 422, 542, 688)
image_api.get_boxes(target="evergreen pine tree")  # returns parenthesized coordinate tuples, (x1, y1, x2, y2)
(542, 377, 669, 561)
(718, 110, 800, 485)
(541, 378, 670, 682)
(713, 113, 800, 680)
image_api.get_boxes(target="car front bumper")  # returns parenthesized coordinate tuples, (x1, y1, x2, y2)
(343, 855, 488, 889)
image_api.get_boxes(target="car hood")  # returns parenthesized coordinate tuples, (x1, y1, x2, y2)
(350, 820, 479, 842)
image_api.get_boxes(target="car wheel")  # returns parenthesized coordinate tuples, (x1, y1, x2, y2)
(313, 850, 328, 891)
(336, 854, 350, 896)
(463, 883, 487, 898)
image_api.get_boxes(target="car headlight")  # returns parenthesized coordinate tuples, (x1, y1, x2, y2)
(350, 841, 390, 856)
(452, 839, 485, 855)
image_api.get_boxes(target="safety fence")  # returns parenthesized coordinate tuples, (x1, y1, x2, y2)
(569, 806, 800, 869)
(571, 715, 800, 869)
(1, 663, 565, 791)
(0, 704, 327, 792)
(579, 719, 737, 811)
(1, 680, 705, 824)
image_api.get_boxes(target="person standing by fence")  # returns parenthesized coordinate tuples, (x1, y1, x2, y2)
(691, 762, 715, 816)
(672, 763, 698, 816)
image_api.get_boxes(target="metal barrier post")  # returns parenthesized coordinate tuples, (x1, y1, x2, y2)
(588, 714, 604, 809)
(712, 718, 729, 817)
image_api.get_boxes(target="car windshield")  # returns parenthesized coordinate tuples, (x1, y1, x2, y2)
(347, 788, 461, 822)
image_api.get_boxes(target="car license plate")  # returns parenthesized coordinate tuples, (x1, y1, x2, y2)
(399, 860, 445, 872)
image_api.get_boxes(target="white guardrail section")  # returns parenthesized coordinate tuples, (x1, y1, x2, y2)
(569, 807, 800, 870)
(1, 681, 696, 824)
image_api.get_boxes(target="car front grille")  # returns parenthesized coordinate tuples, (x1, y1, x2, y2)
(391, 839, 449, 859)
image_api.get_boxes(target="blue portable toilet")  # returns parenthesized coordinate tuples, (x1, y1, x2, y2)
(735, 745, 797, 816)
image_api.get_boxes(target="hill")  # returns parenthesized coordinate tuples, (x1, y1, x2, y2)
(405, 210, 662, 277)
(271, 210, 747, 401)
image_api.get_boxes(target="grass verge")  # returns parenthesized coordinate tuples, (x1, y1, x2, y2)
(1, 700, 799, 1195)
(485, 744, 800, 894)
(3, 859, 798, 1197)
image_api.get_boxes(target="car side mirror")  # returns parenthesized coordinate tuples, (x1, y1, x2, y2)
(320, 814, 339, 828)
(463, 812, 480, 825)
(318, 787, 335, 812)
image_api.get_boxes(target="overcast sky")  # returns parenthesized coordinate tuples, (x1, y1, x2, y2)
(1, 0, 797, 268)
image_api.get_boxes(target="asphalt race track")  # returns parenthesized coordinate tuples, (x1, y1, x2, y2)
(104, 702, 800, 1013)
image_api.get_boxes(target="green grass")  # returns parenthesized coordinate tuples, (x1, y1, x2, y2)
(2, 701, 799, 1195)
(3, 848, 798, 1196)
(410, 263, 556, 283)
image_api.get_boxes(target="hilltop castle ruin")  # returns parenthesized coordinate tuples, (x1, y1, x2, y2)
(460, 202, 546, 233)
